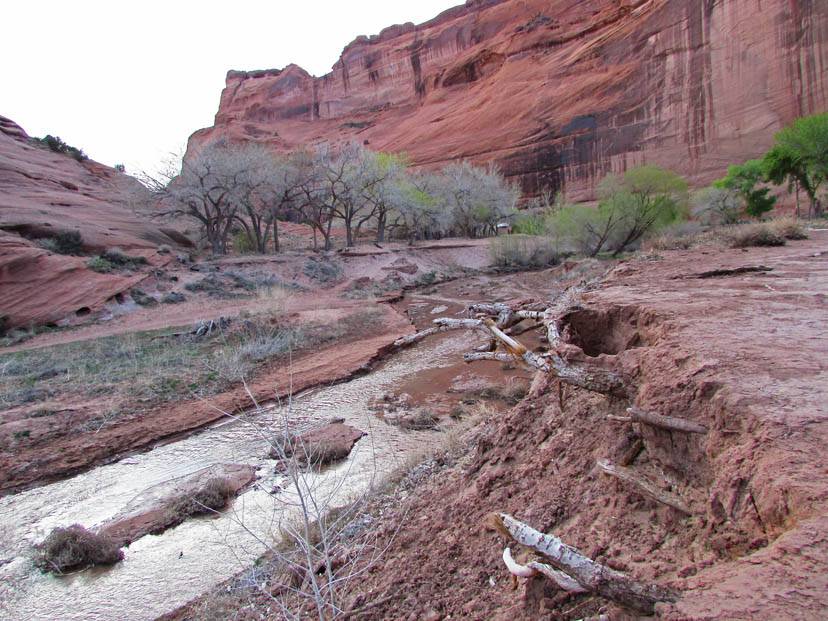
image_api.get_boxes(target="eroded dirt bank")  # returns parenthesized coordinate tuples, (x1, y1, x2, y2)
(0, 302, 413, 494)
(310, 233, 828, 619)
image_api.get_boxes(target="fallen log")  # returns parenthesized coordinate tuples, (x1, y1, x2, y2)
(492, 513, 676, 613)
(596, 459, 692, 515)
(622, 407, 708, 434)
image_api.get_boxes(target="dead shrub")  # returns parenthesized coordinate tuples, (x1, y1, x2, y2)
(394, 407, 438, 430)
(160, 477, 235, 528)
(767, 217, 808, 240)
(33, 524, 123, 573)
(721, 222, 786, 248)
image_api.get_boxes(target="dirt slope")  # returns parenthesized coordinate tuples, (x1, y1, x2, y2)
(341, 231, 828, 619)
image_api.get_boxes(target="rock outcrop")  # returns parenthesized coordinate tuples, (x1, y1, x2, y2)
(0, 116, 186, 330)
(187, 0, 828, 200)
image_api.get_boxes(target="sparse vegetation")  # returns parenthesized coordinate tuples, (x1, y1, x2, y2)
(158, 477, 235, 530)
(161, 291, 186, 304)
(33, 525, 123, 573)
(303, 256, 344, 284)
(32, 135, 88, 162)
(645, 218, 807, 251)
(86, 256, 115, 273)
(490, 234, 560, 268)
(101, 247, 148, 269)
(37, 230, 84, 255)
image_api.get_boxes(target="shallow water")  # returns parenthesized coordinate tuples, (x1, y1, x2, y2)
(0, 332, 474, 621)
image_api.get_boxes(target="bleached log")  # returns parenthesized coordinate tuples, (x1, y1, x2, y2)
(463, 352, 515, 364)
(626, 407, 708, 434)
(493, 513, 676, 613)
(400, 308, 627, 397)
(393, 326, 442, 347)
(529, 561, 589, 593)
(597, 459, 692, 515)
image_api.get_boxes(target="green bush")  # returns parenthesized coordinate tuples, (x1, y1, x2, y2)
(549, 166, 688, 257)
(86, 256, 114, 273)
(233, 230, 256, 254)
(101, 248, 148, 269)
(33, 135, 87, 161)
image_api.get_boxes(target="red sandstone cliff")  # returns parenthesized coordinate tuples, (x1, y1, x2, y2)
(0, 116, 185, 330)
(187, 0, 828, 200)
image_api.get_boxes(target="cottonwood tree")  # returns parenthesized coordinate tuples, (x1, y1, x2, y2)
(360, 152, 407, 243)
(551, 166, 688, 257)
(714, 159, 776, 219)
(691, 187, 741, 225)
(439, 161, 519, 238)
(148, 141, 264, 254)
(390, 171, 451, 244)
(235, 151, 307, 254)
(763, 112, 828, 218)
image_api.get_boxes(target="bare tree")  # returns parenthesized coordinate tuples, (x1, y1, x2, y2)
(439, 161, 518, 238)
(146, 142, 260, 255)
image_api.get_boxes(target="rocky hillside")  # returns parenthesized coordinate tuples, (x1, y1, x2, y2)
(187, 0, 828, 200)
(0, 116, 186, 330)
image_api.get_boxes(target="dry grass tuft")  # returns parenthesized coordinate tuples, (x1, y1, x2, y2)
(645, 218, 808, 252)
(159, 476, 235, 529)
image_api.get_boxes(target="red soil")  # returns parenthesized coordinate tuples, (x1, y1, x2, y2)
(336, 232, 828, 619)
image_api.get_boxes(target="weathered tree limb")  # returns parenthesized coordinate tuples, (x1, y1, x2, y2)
(502, 547, 588, 592)
(619, 438, 645, 467)
(625, 407, 708, 434)
(463, 352, 515, 364)
(546, 352, 627, 398)
(502, 546, 536, 578)
(530, 561, 589, 593)
(493, 513, 676, 613)
(596, 459, 692, 515)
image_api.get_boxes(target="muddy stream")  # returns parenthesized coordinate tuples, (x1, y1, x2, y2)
(0, 325, 478, 620)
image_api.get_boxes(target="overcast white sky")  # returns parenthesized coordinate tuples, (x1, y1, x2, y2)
(1, 0, 457, 174)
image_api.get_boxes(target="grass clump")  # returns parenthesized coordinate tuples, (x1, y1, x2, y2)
(161, 292, 186, 304)
(159, 477, 235, 530)
(33, 525, 123, 573)
(303, 257, 344, 285)
(86, 256, 115, 273)
(101, 248, 148, 269)
(490, 234, 560, 269)
(645, 218, 808, 252)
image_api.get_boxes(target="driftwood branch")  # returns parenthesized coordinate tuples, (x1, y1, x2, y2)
(502, 547, 588, 592)
(493, 513, 676, 613)
(625, 407, 708, 434)
(596, 459, 692, 515)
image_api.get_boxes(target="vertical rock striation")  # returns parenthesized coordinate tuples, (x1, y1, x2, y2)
(187, 0, 828, 200)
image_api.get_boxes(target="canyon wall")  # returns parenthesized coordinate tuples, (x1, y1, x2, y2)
(0, 116, 184, 329)
(188, 0, 828, 200)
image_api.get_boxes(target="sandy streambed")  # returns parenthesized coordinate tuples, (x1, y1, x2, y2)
(0, 330, 476, 621)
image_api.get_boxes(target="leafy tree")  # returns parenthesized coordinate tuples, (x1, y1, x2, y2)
(550, 166, 687, 257)
(714, 159, 776, 218)
(763, 112, 828, 217)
